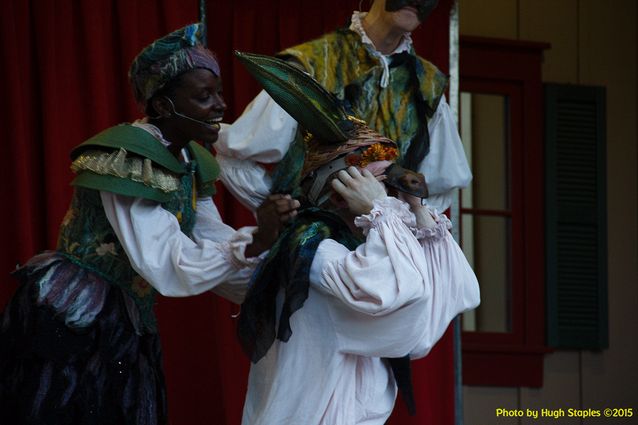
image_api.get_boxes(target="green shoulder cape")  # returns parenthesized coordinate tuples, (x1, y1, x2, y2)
(69, 124, 220, 202)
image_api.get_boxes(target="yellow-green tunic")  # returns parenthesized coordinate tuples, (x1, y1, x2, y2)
(278, 28, 448, 168)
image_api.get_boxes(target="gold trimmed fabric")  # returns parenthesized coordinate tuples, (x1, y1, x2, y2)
(71, 148, 180, 193)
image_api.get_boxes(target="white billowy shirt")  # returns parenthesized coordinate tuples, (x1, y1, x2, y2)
(214, 12, 472, 213)
(99, 121, 261, 303)
(242, 198, 480, 424)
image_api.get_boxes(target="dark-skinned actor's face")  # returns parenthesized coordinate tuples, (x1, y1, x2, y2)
(162, 68, 226, 147)
(385, 0, 439, 22)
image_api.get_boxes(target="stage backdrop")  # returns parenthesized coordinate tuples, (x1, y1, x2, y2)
(0, 1, 454, 424)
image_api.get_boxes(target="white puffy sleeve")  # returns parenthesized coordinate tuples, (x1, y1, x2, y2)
(101, 192, 261, 302)
(419, 95, 472, 212)
(309, 197, 480, 359)
(215, 90, 298, 211)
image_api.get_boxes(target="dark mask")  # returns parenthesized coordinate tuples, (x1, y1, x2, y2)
(384, 163, 429, 199)
(384, 0, 439, 22)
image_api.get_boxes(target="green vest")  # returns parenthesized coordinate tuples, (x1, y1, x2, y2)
(56, 124, 220, 333)
(278, 28, 449, 162)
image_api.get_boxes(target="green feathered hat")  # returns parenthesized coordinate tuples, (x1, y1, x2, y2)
(234, 50, 428, 201)
(234, 51, 357, 143)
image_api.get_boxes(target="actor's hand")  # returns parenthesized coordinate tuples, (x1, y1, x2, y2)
(247, 194, 300, 257)
(397, 192, 436, 228)
(331, 167, 387, 215)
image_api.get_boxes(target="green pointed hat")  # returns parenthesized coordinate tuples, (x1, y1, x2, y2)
(234, 51, 356, 142)
(235, 51, 428, 201)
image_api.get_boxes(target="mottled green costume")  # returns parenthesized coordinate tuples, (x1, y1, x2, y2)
(0, 124, 220, 425)
(278, 28, 448, 169)
(58, 124, 219, 331)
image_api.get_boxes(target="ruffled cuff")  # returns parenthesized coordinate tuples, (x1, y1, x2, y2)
(219, 227, 265, 270)
(354, 197, 416, 235)
(413, 209, 452, 241)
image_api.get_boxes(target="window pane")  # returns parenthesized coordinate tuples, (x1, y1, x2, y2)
(460, 92, 510, 210)
(461, 214, 512, 333)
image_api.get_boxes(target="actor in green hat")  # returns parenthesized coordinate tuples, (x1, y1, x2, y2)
(231, 52, 479, 425)
(0, 24, 298, 425)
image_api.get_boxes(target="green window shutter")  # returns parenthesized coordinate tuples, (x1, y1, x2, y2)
(545, 84, 608, 349)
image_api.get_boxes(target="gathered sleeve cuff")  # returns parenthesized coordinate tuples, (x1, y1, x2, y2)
(101, 192, 260, 302)
(355, 198, 452, 242)
(353, 197, 417, 236)
(412, 208, 453, 242)
(210, 226, 267, 304)
(217, 227, 265, 270)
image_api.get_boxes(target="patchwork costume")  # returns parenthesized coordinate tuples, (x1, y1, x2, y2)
(0, 24, 257, 425)
(228, 51, 480, 425)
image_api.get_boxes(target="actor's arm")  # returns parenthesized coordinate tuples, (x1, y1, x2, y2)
(100, 191, 290, 300)
(309, 197, 480, 359)
(215, 90, 298, 211)
(187, 196, 258, 303)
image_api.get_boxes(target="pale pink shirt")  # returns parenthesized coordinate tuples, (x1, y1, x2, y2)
(242, 198, 480, 424)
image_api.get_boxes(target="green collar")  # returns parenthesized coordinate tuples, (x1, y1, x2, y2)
(71, 124, 184, 173)
(70, 124, 220, 199)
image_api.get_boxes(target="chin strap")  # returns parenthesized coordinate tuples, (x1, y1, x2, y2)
(307, 157, 348, 205)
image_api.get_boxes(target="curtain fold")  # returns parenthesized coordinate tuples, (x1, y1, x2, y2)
(0, 1, 454, 423)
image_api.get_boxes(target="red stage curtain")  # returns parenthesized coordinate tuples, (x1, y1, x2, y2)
(0, 1, 454, 424)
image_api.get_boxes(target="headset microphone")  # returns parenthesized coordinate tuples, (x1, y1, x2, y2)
(165, 97, 218, 128)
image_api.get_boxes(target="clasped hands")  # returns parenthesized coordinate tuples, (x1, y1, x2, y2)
(246, 194, 300, 257)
